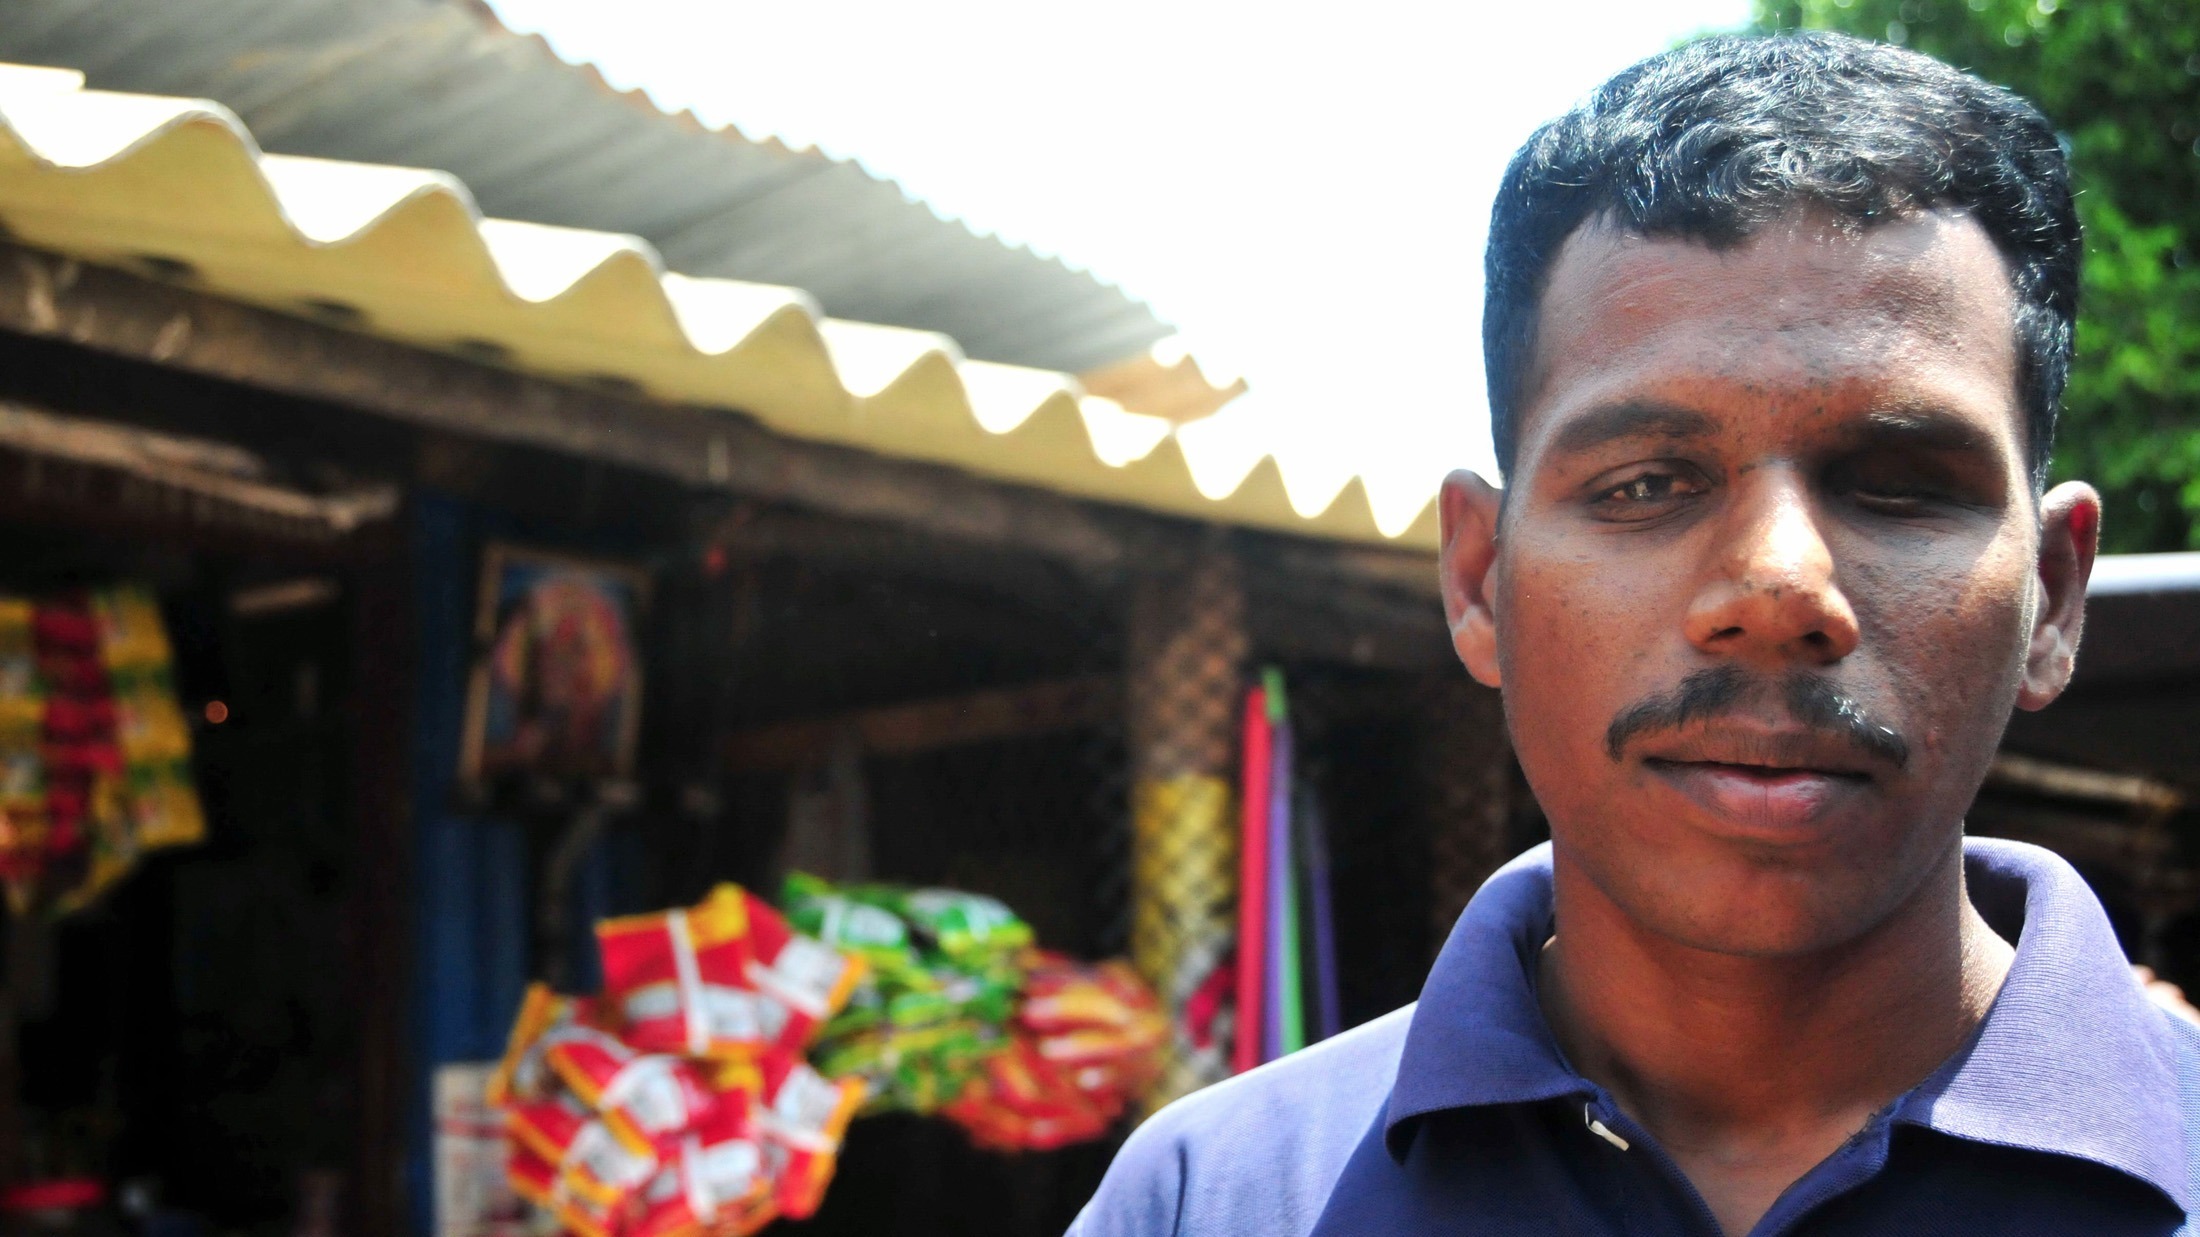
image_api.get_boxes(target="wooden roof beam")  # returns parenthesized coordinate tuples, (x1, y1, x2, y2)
(0, 244, 1135, 571)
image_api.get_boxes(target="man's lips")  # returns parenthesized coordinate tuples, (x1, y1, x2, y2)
(1646, 759, 1867, 834)
(1635, 728, 1889, 834)
(1636, 725, 1891, 779)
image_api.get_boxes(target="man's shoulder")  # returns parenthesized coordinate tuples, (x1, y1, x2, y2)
(1066, 1005, 1415, 1237)
(2164, 1004, 2200, 1110)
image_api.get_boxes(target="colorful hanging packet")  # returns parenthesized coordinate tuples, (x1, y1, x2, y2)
(811, 1022, 977, 1115)
(800, 878, 1031, 984)
(544, 1023, 731, 1164)
(506, 1096, 658, 1214)
(505, 1144, 620, 1237)
(753, 1054, 865, 1220)
(0, 597, 46, 912)
(782, 872, 930, 996)
(788, 874, 1028, 1117)
(891, 887, 1033, 972)
(594, 1054, 722, 1161)
(94, 586, 202, 851)
(782, 873, 910, 954)
(626, 1102, 777, 1237)
(1021, 956, 1160, 1034)
(736, 885, 866, 1049)
(596, 889, 779, 1059)
(947, 1037, 1113, 1152)
(942, 952, 1170, 1152)
(0, 598, 42, 746)
(35, 595, 129, 911)
(490, 983, 587, 1107)
(597, 885, 864, 1063)
(34, 597, 116, 862)
(1021, 956, 1168, 1072)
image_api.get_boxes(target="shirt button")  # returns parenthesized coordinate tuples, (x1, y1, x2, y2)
(1584, 1104, 1632, 1151)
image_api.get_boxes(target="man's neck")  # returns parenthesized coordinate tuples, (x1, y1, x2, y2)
(1535, 839, 2016, 1235)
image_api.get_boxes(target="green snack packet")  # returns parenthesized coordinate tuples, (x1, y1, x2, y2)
(963, 975, 1018, 1027)
(813, 1031, 889, 1082)
(885, 984, 967, 1029)
(895, 887, 1033, 965)
(785, 872, 912, 952)
(792, 874, 1029, 1119)
(821, 998, 883, 1041)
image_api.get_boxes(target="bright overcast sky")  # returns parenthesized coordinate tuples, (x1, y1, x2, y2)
(487, 0, 1754, 531)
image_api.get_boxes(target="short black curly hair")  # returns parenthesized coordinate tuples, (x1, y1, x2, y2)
(1483, 31, 2079, 487)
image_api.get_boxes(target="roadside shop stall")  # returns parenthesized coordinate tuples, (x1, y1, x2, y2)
(0, 57, 1519, 1237)
(0, 382, 408, 1235)
(5, 26, 2196, 1237)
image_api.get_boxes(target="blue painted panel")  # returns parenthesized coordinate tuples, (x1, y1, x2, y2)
(477, 816, 531, 1058)
(401, 494, 661, 1235)
(406, 492, 475, 1237)
(400, 490, 664, 1232)
(404, 494, 536, 1237)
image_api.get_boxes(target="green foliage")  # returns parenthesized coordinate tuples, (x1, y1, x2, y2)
(1755, 0, 2200, 550)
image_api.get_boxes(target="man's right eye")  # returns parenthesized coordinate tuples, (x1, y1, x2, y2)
(1585, 466, 1707, 517)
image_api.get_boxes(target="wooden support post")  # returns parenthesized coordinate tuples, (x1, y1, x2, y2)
(1420, 676, 1515, 955)
(1125, 549, 1247, 1105)
(342, 530, 414, 1237)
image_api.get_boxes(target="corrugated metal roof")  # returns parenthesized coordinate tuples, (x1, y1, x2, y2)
(0, 0, 1176, 375)
(0, 65, 1439, 549)
(2089, 553, 2200, 597)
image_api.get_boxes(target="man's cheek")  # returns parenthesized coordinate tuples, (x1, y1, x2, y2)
(1855, 553, 2032, 763)
(1504, 566, 1654, 750)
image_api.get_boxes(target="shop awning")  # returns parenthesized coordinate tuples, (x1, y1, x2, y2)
(0, 64, 1440, 550)
(0, 0, 1175, 376)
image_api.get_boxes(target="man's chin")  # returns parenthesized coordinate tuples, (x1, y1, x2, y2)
(1639, 904, 1886, 960)
(1573, 838, 1937, 959)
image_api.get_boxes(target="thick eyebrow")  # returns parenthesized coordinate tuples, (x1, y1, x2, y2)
(1544, 401, 1718, 460)
(1845, 407, 1995, 455)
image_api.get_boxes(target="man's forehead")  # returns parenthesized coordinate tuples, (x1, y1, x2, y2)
(1514, 209, 2024, 464)
(1540, 210, 2013, 344)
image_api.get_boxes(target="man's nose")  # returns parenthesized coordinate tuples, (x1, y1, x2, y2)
(1684, 470, 1861, 665)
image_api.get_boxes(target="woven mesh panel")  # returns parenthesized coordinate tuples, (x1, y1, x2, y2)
(1420, 675, 1513, 954)
(1125, 552, 1246, 1105)
(1127, 553, 1246, 783)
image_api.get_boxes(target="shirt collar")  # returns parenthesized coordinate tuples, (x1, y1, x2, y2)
(1384, 842, 1574, 1142)
(1892, 837, 2192, 1211)
(1383, 837, 2193, 1212)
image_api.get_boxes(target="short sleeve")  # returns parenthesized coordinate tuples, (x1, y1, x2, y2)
(1063, 1008, 1416, 1237)
(1065, 1106, 1189, 1237)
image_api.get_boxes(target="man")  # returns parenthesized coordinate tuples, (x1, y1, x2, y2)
(1070, 31, 2198, 1237)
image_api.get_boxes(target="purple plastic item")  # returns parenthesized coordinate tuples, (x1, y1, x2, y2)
(1300, 784, 1343, 1043)
(1264, 721, 1297, 1060)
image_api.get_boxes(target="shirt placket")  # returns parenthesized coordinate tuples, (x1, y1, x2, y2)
(1579, 1090, 1728, 1237)
(1746, 1111, 1895, 1236)
(1575, 1093, 1901, 1237)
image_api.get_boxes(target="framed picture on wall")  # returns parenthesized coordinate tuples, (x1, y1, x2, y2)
(458, 543, 649, 785)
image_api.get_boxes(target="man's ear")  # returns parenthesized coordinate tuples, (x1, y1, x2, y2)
(2017, 480, 2101, 711)
(1439, 470, 1504, 688)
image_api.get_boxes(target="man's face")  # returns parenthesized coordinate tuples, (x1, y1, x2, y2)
(1445, 210, 2092, 957)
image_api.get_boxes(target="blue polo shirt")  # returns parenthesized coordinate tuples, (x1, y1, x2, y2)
(1070, 838, 2200, 1236)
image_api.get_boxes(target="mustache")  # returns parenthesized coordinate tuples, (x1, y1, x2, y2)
(1603, 666, 1910, 769)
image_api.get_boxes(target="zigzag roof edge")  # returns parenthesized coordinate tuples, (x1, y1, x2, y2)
(0, 63, 1440, 554)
